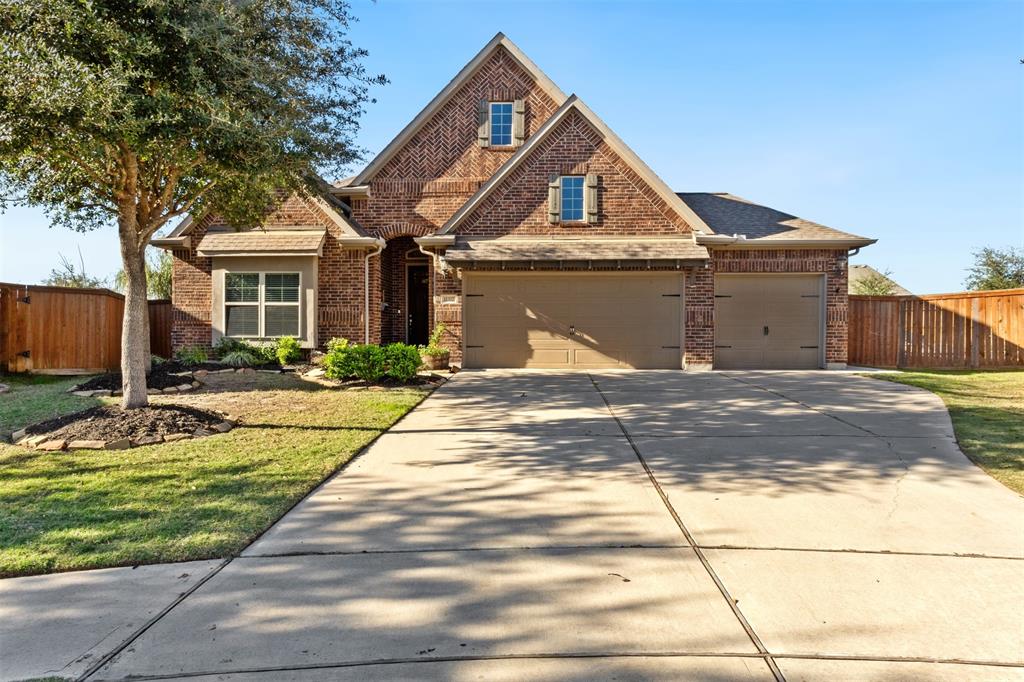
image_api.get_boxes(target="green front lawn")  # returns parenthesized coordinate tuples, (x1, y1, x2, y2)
(0, 372, 428, 577)
(870, 370, 1024, 495)
(0, 374, 102, 437)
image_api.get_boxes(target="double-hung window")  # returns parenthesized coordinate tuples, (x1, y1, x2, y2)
(559, 176, 585, 222)
(224, 272, 300, 338)
(489, 102, 513, 146)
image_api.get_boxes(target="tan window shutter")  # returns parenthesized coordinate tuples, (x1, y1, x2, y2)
(512, 99, 525, 146)
(477, 100, 490, 148)
(585, 174, 598, 224)
(548, 174, 561, 224)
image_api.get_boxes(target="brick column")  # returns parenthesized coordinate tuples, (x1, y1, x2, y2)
(684, 265, 714, 370)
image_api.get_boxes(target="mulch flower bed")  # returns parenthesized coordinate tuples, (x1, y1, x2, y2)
(12, 404, 237, 451)
(73, 362, 199, 393)
(68, 360, 289, 397)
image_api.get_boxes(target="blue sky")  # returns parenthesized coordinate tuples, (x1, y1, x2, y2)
(1, 0, 1021, 293)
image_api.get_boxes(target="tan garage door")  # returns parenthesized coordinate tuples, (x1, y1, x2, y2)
(715, 274, 824, 369)
(463, 273, 682, 369)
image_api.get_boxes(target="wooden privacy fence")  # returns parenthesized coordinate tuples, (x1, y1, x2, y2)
(0, 283, 172, 373)
(849, 288, 1024, 369)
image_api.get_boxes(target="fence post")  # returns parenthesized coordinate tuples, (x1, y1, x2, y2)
(970, 296, 981, 369)
(896, 298, 907, 368)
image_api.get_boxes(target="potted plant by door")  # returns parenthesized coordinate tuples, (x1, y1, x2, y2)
(420, 323, 450, 371)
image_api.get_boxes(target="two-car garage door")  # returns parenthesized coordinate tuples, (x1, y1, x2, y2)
(463, 273, 682, 369)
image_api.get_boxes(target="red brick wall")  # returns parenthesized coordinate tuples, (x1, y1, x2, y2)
(351, 45, 562, 237)
(457, 110, 692, 237)
(682, 248, 850, 366)
(171, 193, 368, 351)
(170, 227, 213, 351)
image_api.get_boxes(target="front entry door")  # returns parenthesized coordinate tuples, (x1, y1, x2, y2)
(406, 264, 429, 345)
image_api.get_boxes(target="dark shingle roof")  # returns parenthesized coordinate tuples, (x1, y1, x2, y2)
(677, 192, 873, 244)
(444, 237, 709, 263)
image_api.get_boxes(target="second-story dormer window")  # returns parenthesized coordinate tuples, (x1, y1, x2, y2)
(489, 102, 513, 146)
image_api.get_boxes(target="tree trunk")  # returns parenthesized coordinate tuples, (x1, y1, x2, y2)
(119, 215, 151, 409)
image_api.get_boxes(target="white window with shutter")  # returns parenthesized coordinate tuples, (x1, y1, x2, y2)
(224, 271, 301, 338)
(548, 174, 599, 224)
(559, 176, 585, 222)
(480, 99, 525, 148)
(489, 102, 513, 146)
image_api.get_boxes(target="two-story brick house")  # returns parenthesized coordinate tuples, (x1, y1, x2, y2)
(155, 33, 875, 370)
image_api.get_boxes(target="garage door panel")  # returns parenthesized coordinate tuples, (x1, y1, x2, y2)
(715, 275, 823, 370)
(464, 273, 682, 369)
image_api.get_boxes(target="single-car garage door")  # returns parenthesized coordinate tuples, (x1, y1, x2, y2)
(463, 273, 682, 369)
(714, 274, 824, 369)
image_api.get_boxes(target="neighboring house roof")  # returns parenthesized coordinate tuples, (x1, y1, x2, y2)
(347, 33, 568, 188)
(196, 229, 327, 257)
(438, 95, 712, 236)
(849, 264, 912, 295)
(678, 192, 876, 248)
(443, 236, 709, 264)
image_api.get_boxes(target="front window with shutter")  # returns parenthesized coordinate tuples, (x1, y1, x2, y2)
(224, 272, 301, 338)
(489, 102, 513, 146)
(559, 176, 585, 222)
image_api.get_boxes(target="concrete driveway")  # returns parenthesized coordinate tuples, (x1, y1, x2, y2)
(4, 370, 1023, 681)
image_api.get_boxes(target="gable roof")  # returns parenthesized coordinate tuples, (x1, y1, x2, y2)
(679, 192, 876, 248)
(438, 95, 711, 235)
(346, 33, 568, 188)
(150, 186, 365, 250)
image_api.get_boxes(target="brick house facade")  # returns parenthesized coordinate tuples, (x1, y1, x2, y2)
(156, 33, 873, 370)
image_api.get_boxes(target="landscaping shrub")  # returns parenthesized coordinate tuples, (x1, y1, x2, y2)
(174, 345, 208, 366)
(385, 343, 422, 382)
(276, 336, 302, 366)
(321, 338, 350, 379)
(421, 323, 449, 358)
(253, 344, 278, 365)
(220, 348, 261, 367)
(428, 322, 446, 349)
(212, 336, 247, 358)
(344, 344, 386, 383)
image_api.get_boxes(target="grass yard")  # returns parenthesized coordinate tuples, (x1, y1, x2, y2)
(0, 374, 102, 437)
(870, 369, 1024, 494)
(0, 372, 429, 577)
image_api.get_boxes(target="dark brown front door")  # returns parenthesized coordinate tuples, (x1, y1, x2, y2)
(406, 264, 429, 345)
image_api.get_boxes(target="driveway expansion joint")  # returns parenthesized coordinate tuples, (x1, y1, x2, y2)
(240, 543, 691, 559)
(720, 373, 884, 438)
(693, 545, 1024, 561)
(587, 373, 787, 682)
(85, 651, 774, 682)
(77, 558, 234, 682)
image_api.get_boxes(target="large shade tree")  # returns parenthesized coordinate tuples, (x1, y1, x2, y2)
(0, 0, 383, 407)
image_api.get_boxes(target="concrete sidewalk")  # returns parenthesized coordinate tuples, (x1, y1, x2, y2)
(3, 370, 1023, 681)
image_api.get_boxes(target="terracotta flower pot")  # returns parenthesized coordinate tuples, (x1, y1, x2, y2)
(421, 352, 450, 371)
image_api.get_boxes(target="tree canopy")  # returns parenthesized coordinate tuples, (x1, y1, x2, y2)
(0, 0, 384, 237)
(851, 268, 899, 296)
(0, 0, 384, 407)
(964, 247, 1024, 291)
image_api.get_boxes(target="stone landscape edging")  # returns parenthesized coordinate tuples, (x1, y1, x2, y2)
(65, 365, 289, 398)
(11, 415, 239, 452)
